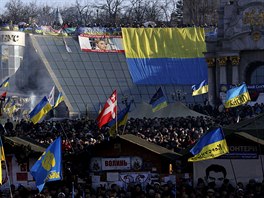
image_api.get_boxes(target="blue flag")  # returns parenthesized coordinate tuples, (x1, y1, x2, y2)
(192, 80, 208, 96)
(54, 92, 64, 108)
(0, 77, 9, 88)
(108, 102, 131, 136)
(224, 83, 251, 108)
(30, 137, 62, 192)
(29, 96, 52, 124)
(188, 128, 229, 162)
(149, 87, 168, 112)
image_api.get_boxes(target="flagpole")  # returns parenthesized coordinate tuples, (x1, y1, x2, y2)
(0, 136, 13, 198)
(115, 94, 118, 136)
(229, 159, 237, 185)
(122, 121, 127, 135)
(3, 157, 13, 198)
(72, 181, 75, 198)
(59, 122, 75, 153)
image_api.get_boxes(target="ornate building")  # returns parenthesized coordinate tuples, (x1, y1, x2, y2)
(205, 0, 264, 105)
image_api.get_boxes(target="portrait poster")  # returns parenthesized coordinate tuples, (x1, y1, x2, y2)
(193, 157, 264, 187)
(78, 34, 124, 53)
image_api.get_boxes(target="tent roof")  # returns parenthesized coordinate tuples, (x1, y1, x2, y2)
(129, 101, 209, 118)
(119, 134, 182, 160)
(4, 136, 46, 153)
(223, 113, 264, 145)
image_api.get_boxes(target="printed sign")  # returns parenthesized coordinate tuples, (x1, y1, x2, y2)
(101, 157, 131, 171)
(0, 31, 25, 46)
(78, 34, 124, 53)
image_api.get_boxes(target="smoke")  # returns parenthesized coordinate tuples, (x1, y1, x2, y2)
(30, 93, 36, 110)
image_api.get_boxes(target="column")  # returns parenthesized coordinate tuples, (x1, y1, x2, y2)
(230, 56, 240, 85)
(206, 57, 216, 106)
(217, 56, 228, 84)
(216, 56, 228, 101)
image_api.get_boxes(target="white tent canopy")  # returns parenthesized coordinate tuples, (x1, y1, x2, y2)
(129, 101, 209, 118)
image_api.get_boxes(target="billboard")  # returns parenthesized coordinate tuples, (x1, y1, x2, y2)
(78, 34, 124, 53)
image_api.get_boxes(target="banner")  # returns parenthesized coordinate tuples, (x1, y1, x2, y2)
(122, 27, 208, 85)
(193, 157, 264, 187)
(101, 157, 131, 171)
(78, 34, 124, 53)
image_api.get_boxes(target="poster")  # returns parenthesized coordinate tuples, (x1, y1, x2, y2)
(78, 34, 124, 53)
(193, 157, 264, 187)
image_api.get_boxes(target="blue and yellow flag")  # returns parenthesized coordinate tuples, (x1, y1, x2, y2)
(224, 83, 251, 108)
(29, 96, 52, 124)
(0, 77, 9, 88)
(108, 102, 131, 136)
(54, 92, 64, 108)
(3, 96, 11, 108)
(188, 128, 229, 162)
(30, 136, 62, 192)
(0, 136, 6, 185)
(192, 80, 208, 96)
(122, 28, 207, 84)
(149, 87, 168, 112)
(7, 100, 17, 117)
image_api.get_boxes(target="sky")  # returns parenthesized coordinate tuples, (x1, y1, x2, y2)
(0, 0, 77, 13)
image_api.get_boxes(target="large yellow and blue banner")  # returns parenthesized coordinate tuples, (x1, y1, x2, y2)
(224, 83, 251, 108)
(122, 28, 207, 84)
(30, 136, 62, 192)
(188, 128, 229, 162)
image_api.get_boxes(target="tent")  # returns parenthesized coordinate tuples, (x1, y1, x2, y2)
(223, 113, 264, 145)
(129, 101, 209, 118)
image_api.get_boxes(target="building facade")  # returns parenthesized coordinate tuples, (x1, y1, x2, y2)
(205, 0, 264, 105)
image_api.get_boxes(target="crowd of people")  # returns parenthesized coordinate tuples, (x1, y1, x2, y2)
(4, 177, 263, 197)
(0, 17, 217, 38)
(2, 103, 263, 154)
(1, 102, 264, 197)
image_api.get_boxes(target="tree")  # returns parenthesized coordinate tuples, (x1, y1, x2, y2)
(4, 0, 26, 24)
(175, 0, 183, 25)
(95, 0, 125, 25)
(183, 0, 218, 26)
(37, 5, 54, 26)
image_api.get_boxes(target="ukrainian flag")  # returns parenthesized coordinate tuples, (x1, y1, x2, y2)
(149, 87, 168, 112)
(30, 136, 62, 192)
(108, 102, 131, 136)
(224, 83, 251, 108)
(0, 137, 5, 185)
(188, 128, 229, 162)
(29, 96, 52, 124)
(122, 28, 207, 84)
(192, 80, 208, 96)
(0, 77, 9, 88)
(54, 92, 64, 108)
(7, 101, 17, 117)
